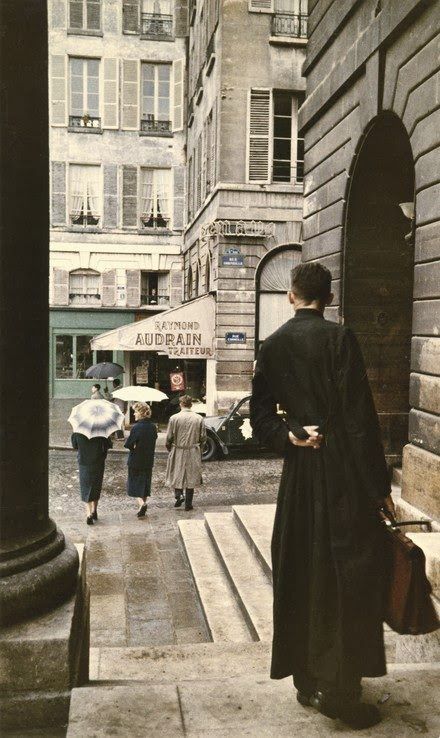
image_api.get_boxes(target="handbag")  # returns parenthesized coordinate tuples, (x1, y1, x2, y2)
(380, 510, 439, 635)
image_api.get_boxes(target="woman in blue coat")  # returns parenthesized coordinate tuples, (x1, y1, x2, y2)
(124, 402, 157, 517)
(71, 433, 112, 525)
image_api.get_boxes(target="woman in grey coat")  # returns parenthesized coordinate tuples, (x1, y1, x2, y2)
(165, 395, 207, 510)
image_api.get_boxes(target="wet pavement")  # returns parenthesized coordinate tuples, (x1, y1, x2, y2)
(49, 450, 282, 650)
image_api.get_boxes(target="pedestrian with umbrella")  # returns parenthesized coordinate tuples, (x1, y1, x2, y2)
(124, 402, 157, 518)
(85, 361, 124, 398)
(68, 399, 124, 525)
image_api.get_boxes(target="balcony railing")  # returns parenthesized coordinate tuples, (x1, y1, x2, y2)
(271, 12, 307, 38)
(141, 293, 170, 306)
(140, 214, 171, 230)
(141, 12, 173, 38)
(140, 117, 172, 133)
(69, 114, 101, 129)
(68, 292, 101, 303)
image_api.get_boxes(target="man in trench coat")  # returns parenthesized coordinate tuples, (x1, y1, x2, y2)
(250, 262, 395, 730)
(165, 395, 207, 511)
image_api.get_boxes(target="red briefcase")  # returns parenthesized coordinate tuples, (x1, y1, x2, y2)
(381, 511, 439, 635)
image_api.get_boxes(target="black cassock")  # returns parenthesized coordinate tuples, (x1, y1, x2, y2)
(250, 309, 390, 687)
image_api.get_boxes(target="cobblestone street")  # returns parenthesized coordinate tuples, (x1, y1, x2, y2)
(49, 451, 282, 651)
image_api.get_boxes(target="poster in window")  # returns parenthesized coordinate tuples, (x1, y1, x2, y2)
(170, 371, 185, 391)
(135, 361, 149, 385)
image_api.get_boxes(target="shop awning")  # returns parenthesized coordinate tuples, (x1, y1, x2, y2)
(91, 294, 216, 359)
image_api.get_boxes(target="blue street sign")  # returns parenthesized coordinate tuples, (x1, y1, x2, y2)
(225, 332, 247, 344)
(222, 254, 244, 266)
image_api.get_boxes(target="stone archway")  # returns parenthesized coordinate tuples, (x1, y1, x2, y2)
(343, 112, 415, 464)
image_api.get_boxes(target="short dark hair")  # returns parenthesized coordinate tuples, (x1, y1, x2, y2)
(179, 395, 193, 408)
(290, 263, 332, 303)
(92, 383, 101, 390)
(113, 378, 121, 387)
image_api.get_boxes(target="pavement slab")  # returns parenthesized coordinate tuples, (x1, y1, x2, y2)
(232, 504, 276, 580)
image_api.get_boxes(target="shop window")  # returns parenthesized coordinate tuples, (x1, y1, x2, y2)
(69, 269, 101, 304)
(69, 164, 101, 227)
(76, 334, 94, 378)
(139, 168, 172, 229)
(96, 350, 113, 363)
(55, 335, 73, 378)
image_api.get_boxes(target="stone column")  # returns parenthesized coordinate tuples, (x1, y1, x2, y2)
(0, 0, 78, 624)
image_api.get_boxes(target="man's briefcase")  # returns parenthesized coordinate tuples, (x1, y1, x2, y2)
(381, 512, 439, 635)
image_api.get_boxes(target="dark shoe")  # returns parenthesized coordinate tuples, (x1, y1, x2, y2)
(174, 496, 184, 508)
(310, 692, 381, 729)
(296, 691, 312, 707)
(185, 490, 194, 511)
(185, 505, 194, 511)
(86, 516, 94, 525)
(310, 691, 339, 720)
(137, 503, 148, 518)
(92, 510, 98, 521)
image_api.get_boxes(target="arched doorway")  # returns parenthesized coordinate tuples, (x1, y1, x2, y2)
(343, 112, 415, 463)
(256, 243, 302, 353)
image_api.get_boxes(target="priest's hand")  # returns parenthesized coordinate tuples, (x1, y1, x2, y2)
(289, 426, 323, 450)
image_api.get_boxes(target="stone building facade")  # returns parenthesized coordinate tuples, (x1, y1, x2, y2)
(183, 0, 307, 410)
(48, 0, 187, 401)
(299, 0, 440, 517)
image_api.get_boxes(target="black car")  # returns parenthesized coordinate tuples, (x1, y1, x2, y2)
(202, 396, 262, 461)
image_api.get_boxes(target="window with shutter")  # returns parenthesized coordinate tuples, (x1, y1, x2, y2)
(122, 59, 139, 130)
(248, 0, 273, 10)
(69, 269, 101, 305)
(205, 115, 212, 195)
(248, 89, 271, 183)
(173, 59, 184, 132)
(69, 58, 101, 129)
(122, 166, 138, 227)
(126, 270, 141, 307)
(103, 165, 118, 228)
(69, 0, 101, 30)
(210, 101, 217, 189)
(51, 161, 67, 225)
(141, 63, 171, 133)
(169, 269, 183, 307)
(123, 0, 140, 32)
(51, 55, 67, 126)
(139, 168, 172, 230)
(103, 58, 118, 129)
(101, 270, 117, 306)
(69, 164, 101, 227)
(187, 155, 193, 220)
(52, 269, 69, 306)
(173, 166, 185, 231)
(196, 134, 202, 211)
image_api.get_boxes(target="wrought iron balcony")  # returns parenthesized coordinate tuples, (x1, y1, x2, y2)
(140, 214, 171, 230)
(140, 117, 172, 133)
(141, 293, 170, 306)
(271, 12, 307, 38)
(69, 114, 101, 129)
(68, 292, 101, 302)
(141, 12, 173, 38)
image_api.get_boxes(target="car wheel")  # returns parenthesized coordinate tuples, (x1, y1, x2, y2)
(202, 434, 219, 461)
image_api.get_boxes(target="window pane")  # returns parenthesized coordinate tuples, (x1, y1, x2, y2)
(273, 93, 291, 116)
(96, 350, 113, 364)
(76, 335, 93, 378)
(142, 64, 154, 80)
(274, 116, 292, 137)
(87, 59, 99, 77)
(158, 65, 170, 80)
(55, 335, 73, 379)
(70, 58, 83, 76)
(274, 138, 291, 160)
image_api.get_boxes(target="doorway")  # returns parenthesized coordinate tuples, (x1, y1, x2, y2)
(343, 112, 415, 462)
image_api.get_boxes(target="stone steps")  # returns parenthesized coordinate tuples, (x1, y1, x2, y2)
(67, 663, 440, 737)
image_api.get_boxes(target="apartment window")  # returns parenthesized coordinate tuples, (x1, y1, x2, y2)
(141, 0, 173, 37)
(140, 168, 172, 229)
(140, 63, 171, 133)
(248, 89, 303, 184)
(69, 0, 101, 31)
(141, 272, 170, 306)
(272, 0, 308, 38)
(69, 269, 101, 305)
(69, 164, 101, 227)
(69, 58, 100, 128)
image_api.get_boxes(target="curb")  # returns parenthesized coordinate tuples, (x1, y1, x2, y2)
(49, 445, 168, 457)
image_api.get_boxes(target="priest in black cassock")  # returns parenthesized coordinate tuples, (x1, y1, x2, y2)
(250, 262, 395, 730)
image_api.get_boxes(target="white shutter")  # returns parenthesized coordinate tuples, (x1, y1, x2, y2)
(210, 101, 217, 189)
(248, 89, 271, 183)
(52, 268, 69, 306)
(102, 58, 119, 129)
(122, 59, 139, 130)
(50, 55, 67, 126)
(101, 270, 117, 306)
(169, 269, 183, 307)
(248, 0, 273, 10)
(173, 58, 184, 132)
(126, 270, 141, 307)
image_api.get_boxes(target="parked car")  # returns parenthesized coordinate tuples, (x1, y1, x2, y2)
(202, 396, 263, 461)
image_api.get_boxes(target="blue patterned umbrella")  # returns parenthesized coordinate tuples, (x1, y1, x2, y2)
(68, 399, 124, 439)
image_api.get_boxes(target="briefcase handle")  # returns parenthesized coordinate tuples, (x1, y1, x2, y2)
(379, 508, 432, 532)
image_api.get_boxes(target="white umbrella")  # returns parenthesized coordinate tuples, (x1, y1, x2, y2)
(112, 385, 168, 402)
(68, 399, 124, 439)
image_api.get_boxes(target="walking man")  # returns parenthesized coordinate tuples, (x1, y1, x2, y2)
(250, 263, 395, 730)
(165, 395, 207, 511)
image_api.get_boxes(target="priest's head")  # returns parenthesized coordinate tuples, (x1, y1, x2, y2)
(288, 263, 333, 312)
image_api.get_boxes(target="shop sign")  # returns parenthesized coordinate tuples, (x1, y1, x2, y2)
(170, 372, 185, 391)
(222, 254, 244, 267)
(225, 332, 247, 344)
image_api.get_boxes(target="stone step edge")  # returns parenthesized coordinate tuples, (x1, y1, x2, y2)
(392, 486, 440, 533)
(204, 513, 270, 643)
(178, 520, 252, 644)
(232, 506, 273, 582)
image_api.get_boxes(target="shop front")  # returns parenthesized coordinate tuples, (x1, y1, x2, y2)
(91, 295, 217, 414)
